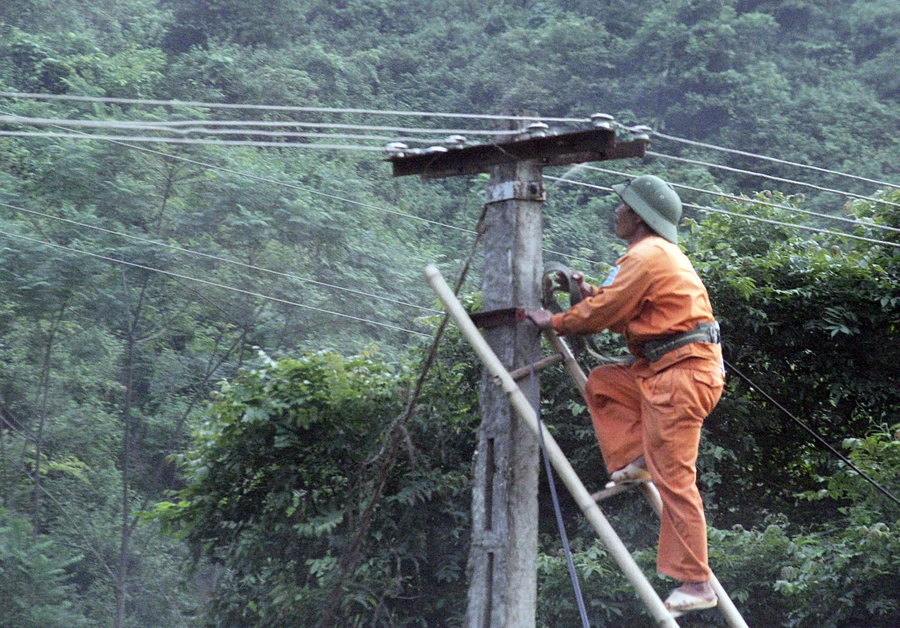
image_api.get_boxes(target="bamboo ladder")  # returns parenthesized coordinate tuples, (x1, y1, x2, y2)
(425, 265, 749, 628)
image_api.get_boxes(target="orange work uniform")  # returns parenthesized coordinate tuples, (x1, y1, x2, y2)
(550, 234, 724, 582)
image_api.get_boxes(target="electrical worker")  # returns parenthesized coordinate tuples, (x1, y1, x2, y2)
(526, 174, 724, 617)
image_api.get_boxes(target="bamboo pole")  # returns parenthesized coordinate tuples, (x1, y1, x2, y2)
(425, 264, 680, 628)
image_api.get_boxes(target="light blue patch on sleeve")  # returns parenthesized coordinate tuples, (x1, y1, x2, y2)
(601, 265, 620, 287)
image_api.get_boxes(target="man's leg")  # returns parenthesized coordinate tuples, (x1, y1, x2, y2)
(638, 366, 722, 584)
(584, 363, 644, 474)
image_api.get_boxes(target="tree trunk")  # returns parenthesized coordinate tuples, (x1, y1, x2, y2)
(31, 299, 68, 538)
(115, 272, 148, 628)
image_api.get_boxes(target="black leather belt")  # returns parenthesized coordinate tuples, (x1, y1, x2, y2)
(642, 322, 720, 362)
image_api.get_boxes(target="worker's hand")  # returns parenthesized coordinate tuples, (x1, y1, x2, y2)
(571, 272, 595, 299)
(526, 309, 553, 329)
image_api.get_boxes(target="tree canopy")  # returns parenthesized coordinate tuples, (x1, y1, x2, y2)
(1, 0, 899, 626)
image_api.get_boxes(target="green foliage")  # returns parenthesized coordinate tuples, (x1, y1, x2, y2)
(0, 28, 166, 96)
(157, 348, 477, 626)
(166, 350, 401, 545)
(0, 509, 89, 627)
(3, 0, 900, 624)
(680, 190, 900, 524)
(0, 0, 170, 50)
(164, 0, 307, 48)
(536, 537, 639, 627)
(533, 428, 900, 627)
(705, 428, 900, 628)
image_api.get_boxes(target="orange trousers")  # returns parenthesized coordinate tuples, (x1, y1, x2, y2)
(584, 361, 723, 582)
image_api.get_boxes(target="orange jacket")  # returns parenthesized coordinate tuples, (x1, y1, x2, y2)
(550, 235, 721, 376)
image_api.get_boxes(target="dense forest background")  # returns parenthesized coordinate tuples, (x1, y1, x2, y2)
(1, 0, 898, 626)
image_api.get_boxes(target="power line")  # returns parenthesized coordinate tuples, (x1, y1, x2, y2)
(10, 116, 896, 255)
(0, 228, 431, 337)
(583, 165, 900, 235)
(0, 107, 481, 234)
(678, 183, 900, 235)
(724, 358, 900, 510)
(21, 115, 889, 221)
(0, 107, 480, 235)
(685, 202, 900, 248)
(6, 113, 896, 213)
(0, 109, 600, 266)
(3, 126, 448, 145)
(6, 91, 894, 192)
(0, 200, 441, 314)
(38, 107, 887, 268)
(0, 114, 522, 139)
(647, 151, 900, 210)
(0, 91, 586, 124)
(545, 176, 900, 249)
(0, 130, 387, 151)
(652, 130, 900, 191)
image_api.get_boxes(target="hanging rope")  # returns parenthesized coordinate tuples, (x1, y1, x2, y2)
(529, 351, 591, 628)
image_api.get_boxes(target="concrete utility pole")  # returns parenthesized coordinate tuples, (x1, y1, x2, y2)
(390, 115, 646, 627)
(465, 117, 544, 628)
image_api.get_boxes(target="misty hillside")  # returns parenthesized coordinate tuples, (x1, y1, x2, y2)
(1, 1, 898, 626)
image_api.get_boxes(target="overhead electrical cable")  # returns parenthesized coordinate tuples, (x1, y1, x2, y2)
(1, 127, 455, 145)
(724, 358, 900, 510)
(0, 106, 478, 235)
(583, 165, 900, 235)
(652, 130, 900, 191)
(647, 151, 900, 210)
(0, 200, 441, 314)
(15, 115, 890, 227)
(7, 118, 897, 212)
(0, 130, 387, 151)
(0, 91, 586, 124)
(0, 115, 523, 138)
(0, 229, 430, 337)
(545, 176, 900, 249)
(676, 182, 900, 234)
(6, 91, 893, 192)
(685, 202, 900, 248)
(0, 109, 600, 266)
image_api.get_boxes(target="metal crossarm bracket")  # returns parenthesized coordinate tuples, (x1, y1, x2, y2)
(485, 180, 545, 203)
(390, 128, 647, 179)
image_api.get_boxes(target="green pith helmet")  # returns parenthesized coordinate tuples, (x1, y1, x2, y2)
(612, 175, 682, 243)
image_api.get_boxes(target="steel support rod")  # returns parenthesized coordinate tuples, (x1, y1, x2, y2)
(507, 354, 564, 381)
(425, 264, 680, 628)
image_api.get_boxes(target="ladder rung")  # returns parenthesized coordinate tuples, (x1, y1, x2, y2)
(591, 480, 651, 502)
(507, 353, 564, 381)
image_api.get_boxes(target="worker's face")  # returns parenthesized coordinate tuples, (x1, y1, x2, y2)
(614, 203, 643, 240)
